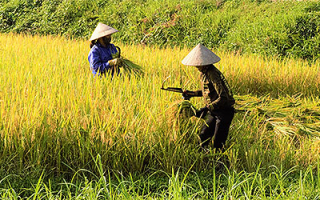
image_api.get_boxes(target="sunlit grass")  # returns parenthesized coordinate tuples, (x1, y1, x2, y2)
(0, 33, 319, 178)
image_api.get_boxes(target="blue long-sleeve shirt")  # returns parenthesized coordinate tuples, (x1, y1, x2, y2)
(88, 42, 119, 76)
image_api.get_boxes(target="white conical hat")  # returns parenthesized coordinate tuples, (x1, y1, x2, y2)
(182, 44, 221, 66)
(89, 23, 118, 41)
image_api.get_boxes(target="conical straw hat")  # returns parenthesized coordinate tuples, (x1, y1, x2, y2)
(182, 44, 221, 66)
(89, 23, 118, 41)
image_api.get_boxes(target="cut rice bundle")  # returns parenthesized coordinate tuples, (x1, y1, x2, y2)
(121, 58, 144, 77)
(113, 46, 144, 77)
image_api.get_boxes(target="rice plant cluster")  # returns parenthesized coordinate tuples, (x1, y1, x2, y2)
(0, 33, 320, 198)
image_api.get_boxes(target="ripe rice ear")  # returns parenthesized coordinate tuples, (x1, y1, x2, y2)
(165, 100, 198, 128)
(121, 58, 144, 77)
(113, 46, 144, 77)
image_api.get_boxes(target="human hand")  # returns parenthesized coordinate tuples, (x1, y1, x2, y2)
(195, 106, 209, 118)
(108, 58, 122, 66)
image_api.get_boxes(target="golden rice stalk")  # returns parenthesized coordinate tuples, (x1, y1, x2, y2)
(120, 58, 144, 77)
(112, 46, 144, 77)
(165, 100, 198, 127)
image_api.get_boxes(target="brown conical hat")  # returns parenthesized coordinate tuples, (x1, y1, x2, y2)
(182, 44, 221, 66)
(89, 23, 118, 41)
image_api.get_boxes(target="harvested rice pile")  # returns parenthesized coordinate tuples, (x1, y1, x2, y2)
(235, 95, 320, 138)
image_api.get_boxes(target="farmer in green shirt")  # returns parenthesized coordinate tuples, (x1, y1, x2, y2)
(182, 44, 235, 151)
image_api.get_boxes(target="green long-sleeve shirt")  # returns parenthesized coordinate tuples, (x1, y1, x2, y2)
(194, 65, 235, 112)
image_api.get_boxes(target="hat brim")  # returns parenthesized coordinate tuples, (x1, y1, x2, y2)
(182, 44, 220, 66)
(89, 23, 118, 41)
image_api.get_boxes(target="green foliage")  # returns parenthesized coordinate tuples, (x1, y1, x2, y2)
(223, 1, 320, 61)
(285, 13, 320, 60)
(0, 0, 319, 60)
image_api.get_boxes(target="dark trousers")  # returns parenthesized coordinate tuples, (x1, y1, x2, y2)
(199, 107, 235, 150)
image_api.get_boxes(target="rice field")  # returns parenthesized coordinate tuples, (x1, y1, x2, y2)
(1, 33, 320, 198)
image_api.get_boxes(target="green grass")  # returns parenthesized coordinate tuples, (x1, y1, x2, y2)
(1, 165, 320, 199)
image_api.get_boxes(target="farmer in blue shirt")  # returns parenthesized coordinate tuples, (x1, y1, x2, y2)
(88, 23, 122, 76)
